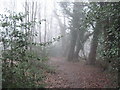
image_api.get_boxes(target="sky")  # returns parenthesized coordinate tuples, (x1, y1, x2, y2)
(0, 0, 119, 14)
(0, 0, 65, 42)
(0, 0, 53, 13)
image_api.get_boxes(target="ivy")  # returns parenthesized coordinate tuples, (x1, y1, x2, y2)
(84, 2, 119, 72)
(0, 12, 48, 88)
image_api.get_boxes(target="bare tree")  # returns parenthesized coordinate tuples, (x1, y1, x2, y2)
(44, 1, 47, 43)
(53, 9, 67, 56)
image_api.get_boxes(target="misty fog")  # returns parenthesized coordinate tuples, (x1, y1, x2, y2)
(0, 0, 119, 88)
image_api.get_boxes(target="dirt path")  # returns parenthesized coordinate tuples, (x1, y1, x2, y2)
(45, 57, 118, 88)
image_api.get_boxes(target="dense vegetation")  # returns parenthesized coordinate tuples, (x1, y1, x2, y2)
(0, 1, 119, 88)
(60, 2, 119, 71)
(0, 12, 45, 88)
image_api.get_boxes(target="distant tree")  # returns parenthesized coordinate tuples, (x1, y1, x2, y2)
(53, 9, 67, 56)
(60, 2, 91, 61)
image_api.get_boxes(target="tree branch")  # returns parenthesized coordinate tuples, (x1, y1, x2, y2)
(60, 3, 73, 17)
(90, 22, 95, 30)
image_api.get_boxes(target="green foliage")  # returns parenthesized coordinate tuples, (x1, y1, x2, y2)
(87, 2, 119, 71)
(0, 11, 63, 88)
(83, 2, 119, 72)
(0, 12, 48, 88)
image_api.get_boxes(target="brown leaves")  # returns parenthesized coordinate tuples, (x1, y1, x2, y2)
(44, 57, 118, 88)
(45, 72, 70, 88)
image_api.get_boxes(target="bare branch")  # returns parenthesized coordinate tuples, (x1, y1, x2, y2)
(90, 22, 95, 30)
(60, 3, 73, 17)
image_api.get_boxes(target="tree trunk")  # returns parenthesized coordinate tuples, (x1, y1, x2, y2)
(74, 30, 84, 61)
(43, 1, 47, 57)
(87, 21, 101, 65)
(38, 6, 41, 43)
(67, 3, 82, 61)
(67, 29, 78, 61)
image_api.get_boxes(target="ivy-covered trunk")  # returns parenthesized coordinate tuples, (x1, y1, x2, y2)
(87, 21, 101, 65)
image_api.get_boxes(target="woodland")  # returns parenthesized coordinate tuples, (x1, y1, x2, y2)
(0, 0, 119, 88)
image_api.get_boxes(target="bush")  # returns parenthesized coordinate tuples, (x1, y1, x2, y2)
(0, 12, 47, 88)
